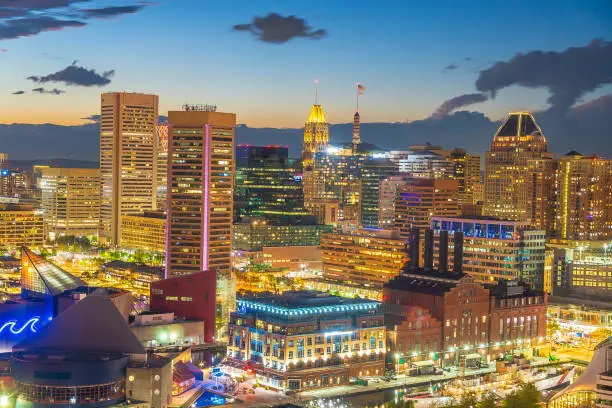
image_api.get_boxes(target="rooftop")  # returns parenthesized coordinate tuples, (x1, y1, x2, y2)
(21, 247, 85, 297)
(237, 290, 380, 316)
(306, 104, 327, 124)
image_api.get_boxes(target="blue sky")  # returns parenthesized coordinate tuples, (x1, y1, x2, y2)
(1, 0, 611, 127)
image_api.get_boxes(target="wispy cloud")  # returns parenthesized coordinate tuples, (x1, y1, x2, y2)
(32, 87, 65, 94)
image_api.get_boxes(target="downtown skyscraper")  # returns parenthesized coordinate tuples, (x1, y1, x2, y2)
(99, 92, 158, 245)
(166, 106, 236, 337)
(484, 112, 554, 231)
(302, 103, 329, 222)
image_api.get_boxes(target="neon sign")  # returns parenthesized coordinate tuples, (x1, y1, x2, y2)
(0, 317, 40, 335)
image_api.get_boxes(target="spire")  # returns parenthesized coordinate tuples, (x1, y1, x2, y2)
(307, 104, 327, 124)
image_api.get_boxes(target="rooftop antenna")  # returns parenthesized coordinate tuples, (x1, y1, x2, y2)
(314, 79, 319, 105)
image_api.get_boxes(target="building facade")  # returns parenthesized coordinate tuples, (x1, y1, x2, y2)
(120, 212, 166, 253)
(166, 108, 235, 336)
(394, 179, 459, 240)
(431, 216, 546, 290)
(155, 124, 169, 212)
(99, 92, 158, 245)
(0, 206, 43, 249)
(383, 229, 547, 367)
(321, 229, 406, 287)
(233, 217, 332, 251)
(550, 244, 612, 302)
(228, 291, 386, 391)
(360, 158, 398, 228)
(234, 145, 306, 222)
(40, 167, 100, 239)
(555, 152, 612, 240)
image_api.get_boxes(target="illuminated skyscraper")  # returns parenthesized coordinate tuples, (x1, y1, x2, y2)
(40, 168, 100, 240)
(302, 103, 329, 218)
(394, 178, 460, 241)
(166, 106, 235, 337)
(484, 112, 553, 230)
(155, 124, 169, 212)
(99, 92, 158, 245)
(449, 148, 481, 206)
(555, 152, 612, 240)
(234, 145, 306, 221)
(361, 157, 398, 228)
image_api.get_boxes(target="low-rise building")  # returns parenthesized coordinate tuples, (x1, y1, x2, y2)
(233, 216, 332, 251)
(120, 212, 166, 253)
(228, 291, 386, 391)
(550, 243, 612, 303)
(101, 260, 164, 291)
(130, 312, 205, 349)
(321, 228, 406, 287)
(383, 229, 547, 367)
(0, 205, 43, 249)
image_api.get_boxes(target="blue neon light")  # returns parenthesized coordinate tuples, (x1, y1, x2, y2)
(0, 317, 40, 335)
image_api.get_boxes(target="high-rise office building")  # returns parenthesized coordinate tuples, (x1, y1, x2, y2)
(155, 124, 169, 212)
(166, 106, 236, 337)
(120, 212, 166, 253)
(234, 145, 306, 222)
(360, 157, 398, 228)
(302, 104, 329, 219)
(40, 168, 100, 240)
(431, 216, 546, 290)
(555, 152, 612, 240)
(449, 149, 481, 206)
(99, 92, 158, 245)
(394, 178, 460, 240)
(379, 175, 412, 229)
(484, 112, 554, 231)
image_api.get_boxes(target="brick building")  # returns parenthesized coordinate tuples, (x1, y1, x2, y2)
(383, 228, 547, 368)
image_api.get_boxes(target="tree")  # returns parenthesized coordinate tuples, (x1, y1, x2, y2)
(517, 383, 540, 408)
(455, 392, 478, 408)
(478, 392, 497, 408)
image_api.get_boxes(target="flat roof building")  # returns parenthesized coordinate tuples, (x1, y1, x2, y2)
(228, 291, 386, 391)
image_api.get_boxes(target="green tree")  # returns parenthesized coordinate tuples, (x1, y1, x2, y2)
(517, 383, 540, 408)
(455, 392, 478, 408)
(478, 392, 497, 408)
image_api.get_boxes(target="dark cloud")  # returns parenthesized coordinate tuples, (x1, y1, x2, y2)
(431, 93, 488, 118)
(476, 39, 612, 114)
(0, 48, 6, 52)
(0, 16, 85, 40)
(80, 5, 145, 19)
(0, 1, 148, 41)
(233, 13, 327, 44)
(32, 87, 65, 94)
(570, 93, 612, 115)
(81, 114, 99, 122)
(0, 1, 87, 10)
(11, 90, 24, 94)
(442, 63, 458, 73)
(27, 62, 114, 86)
(464, 57, 472, 61)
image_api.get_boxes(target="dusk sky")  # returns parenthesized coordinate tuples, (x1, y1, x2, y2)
(1, 0, 611, 128)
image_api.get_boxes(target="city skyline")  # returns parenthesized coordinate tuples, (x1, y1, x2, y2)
(0, 0, 611, 129)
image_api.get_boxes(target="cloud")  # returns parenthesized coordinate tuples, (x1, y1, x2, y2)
(431, 93, 488, 118)
(570, 93, 612, 115)
(80, 5, 145, 19)
(233, 13, 327, 44)
(32, 87, 65, 94)
(0, 1, 148, 41)
(476, 38, 612, 114)
(11, 90, 24, 94)
(442, 64, 458, 73)
(81, 114, 100, 122)
(0, 48, 6, 52)
(0, 16, 85, 40)
(27, 62, 114, 86)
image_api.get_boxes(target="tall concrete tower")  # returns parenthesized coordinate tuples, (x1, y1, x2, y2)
(352, 111, 360, 152)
